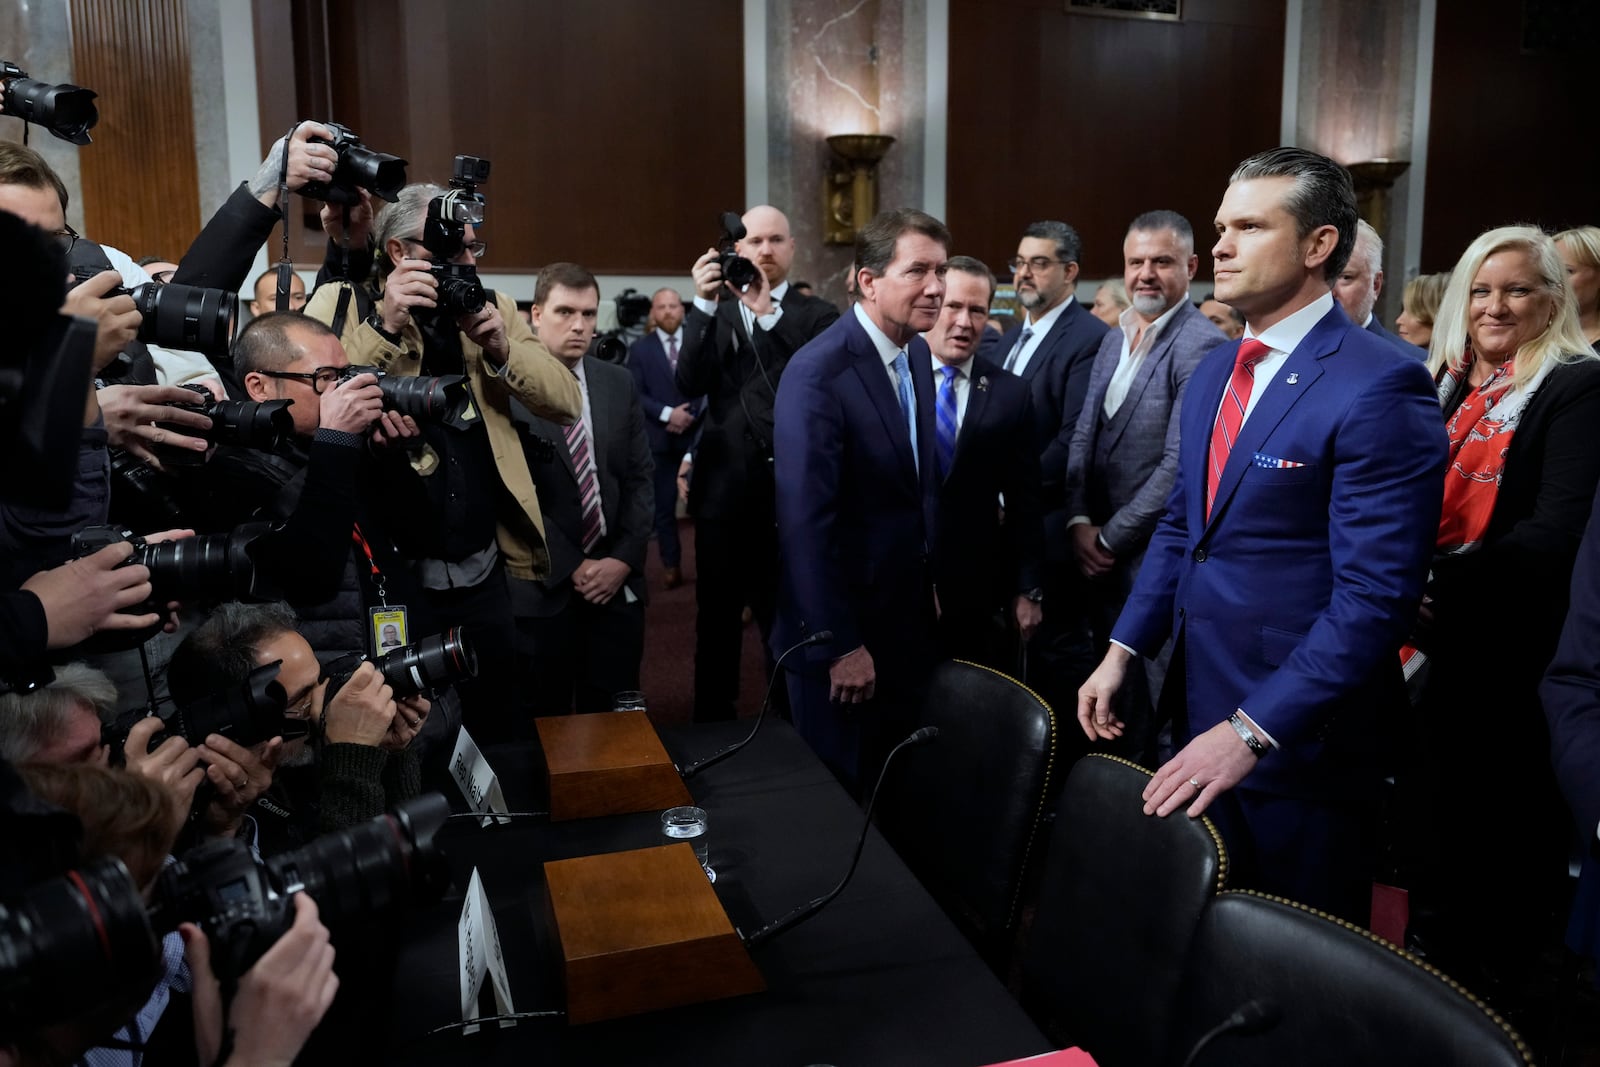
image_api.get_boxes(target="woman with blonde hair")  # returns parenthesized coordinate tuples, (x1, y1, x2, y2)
(1404, 224, 1600, 1010)
(1394, 270, 1449, 348)
(1554, 224, 1600, 346)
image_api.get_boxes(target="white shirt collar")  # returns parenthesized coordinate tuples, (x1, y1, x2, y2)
(656, 325, 683, 345)
(854, 302, 908, 369)
(933, 354, 975, 378)
(770, 280, 790, 304)
(1118, 293, 1190, 350)
(1246, 291, 1336, 357)
(1359, 310, 1374, 329)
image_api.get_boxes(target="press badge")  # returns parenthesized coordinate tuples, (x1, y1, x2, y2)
(371, 607, 410, 655)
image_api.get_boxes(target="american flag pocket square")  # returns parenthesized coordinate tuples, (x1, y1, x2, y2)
(1252, 452, 1307, 469)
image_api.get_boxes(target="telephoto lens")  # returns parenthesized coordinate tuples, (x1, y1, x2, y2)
(131, 282, 237, 359)
(340, 367, 473, 423)
(0, 62, 99, 145)
(372, 626, 479, 698)
(154, 383, 294, 466)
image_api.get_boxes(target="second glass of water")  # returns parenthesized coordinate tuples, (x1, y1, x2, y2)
(661, 805, 715, 883)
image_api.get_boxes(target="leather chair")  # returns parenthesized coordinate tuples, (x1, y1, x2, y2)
(1164, 890, 1533, 1067)
(874, 659, 1056, 967)
(1019, 753, 1227, 1067)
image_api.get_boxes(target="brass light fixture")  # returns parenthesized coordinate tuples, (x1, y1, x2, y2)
(823, 134, 895, 245)
(1347, 159, 1411, 238)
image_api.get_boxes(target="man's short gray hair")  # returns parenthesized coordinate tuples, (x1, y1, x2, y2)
(1353, 219, 1384, 275)
(0, 664, 117, 762)
(373, 183, 447, 281)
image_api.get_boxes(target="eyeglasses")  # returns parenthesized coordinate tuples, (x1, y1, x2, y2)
(403, 237, 487, 261)
(258, 366, 346, 394)
(1007, 255, 1067, 274)
(51, 223, 80, 259)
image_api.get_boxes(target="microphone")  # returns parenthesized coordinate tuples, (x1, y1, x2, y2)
(1179, 998, 1283, 1067)
(678, 630, 833, 779)
(739, 725, 940, 949)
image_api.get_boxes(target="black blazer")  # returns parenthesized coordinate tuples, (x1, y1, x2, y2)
(628, 331, 703, 454)
(675, 287, 840, 520)
(509, 357, 654, 616)
(933, 354, 1044, 632)
(978, 297, 1110, 519)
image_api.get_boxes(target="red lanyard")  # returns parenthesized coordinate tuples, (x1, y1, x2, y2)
(351, 523, 388, 604)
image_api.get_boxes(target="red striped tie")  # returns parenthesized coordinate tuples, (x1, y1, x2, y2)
(565, 417, 604, 552)
(1206, 338, 1269, 520)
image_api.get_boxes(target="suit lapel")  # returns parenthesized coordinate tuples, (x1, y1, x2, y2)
(1103, 310, 1181, 452)
(1203, 312, 1342, 531)
(848, 317, 920, 490)
(587, 362, 612, 490)
(950, 363, 990, 476)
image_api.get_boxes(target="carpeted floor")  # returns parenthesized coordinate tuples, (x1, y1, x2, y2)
(638, 518, 768, 726)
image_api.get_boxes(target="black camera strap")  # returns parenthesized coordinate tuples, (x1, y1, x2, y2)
(274, 122, 301, 313)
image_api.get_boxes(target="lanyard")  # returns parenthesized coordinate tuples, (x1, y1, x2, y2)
(351, 523, 388, 605)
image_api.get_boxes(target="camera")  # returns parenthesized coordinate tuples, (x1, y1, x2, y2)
(149, 382, 294, 466)
(323, 626, 478, 703)
(337, 366, 473, 425)
(422, 155, 491, 316)
(716, 210, 762, 292)
(67, 239, 237, 358)
(299, 121, 408, 206)
(71, 521, 279, 608)
(0, 61, 98, 145)
(102, 662, 309, 762)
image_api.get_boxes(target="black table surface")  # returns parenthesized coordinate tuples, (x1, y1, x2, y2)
(382, 718, 1054, 1066)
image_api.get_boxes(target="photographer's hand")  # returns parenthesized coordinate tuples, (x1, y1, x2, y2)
(323, 661, 396, 747)
(735, 262, 774, 316)
(573, 557, 631, 605)
(196, 734, 281, 838)
(379, 258, 437, 336)
(98, 383, 213, 468)
(319, 371, 383, 435)
(124, 716, 205, 838)
(460, 303, 509, 366)
(691, 248, 723, 302)
(369, 410, 420, 451)
(61, 269, 140, 373)
(320, 186, 374, 248)
(249, 120, 336, 208)
(381, 694, 430, 752)
(21, 543, 159, 647)
(181, 894, 338, 1067)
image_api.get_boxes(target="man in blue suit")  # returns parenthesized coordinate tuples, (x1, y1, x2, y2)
(773, 208, 948, 793)
(628, 288, 703, 588)
(1077, 149, 1448, 918)
(1335, 220, 1426, 360)
(978, 220, 1110, 719)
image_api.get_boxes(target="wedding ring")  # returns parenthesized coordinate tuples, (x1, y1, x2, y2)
(1189, 777, 1202, 791)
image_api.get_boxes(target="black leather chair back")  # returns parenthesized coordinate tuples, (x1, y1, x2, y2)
(875, 659, 1056, 963)
(1019, 754, 1226, 1067)
(1164, 891, 1533, 1067)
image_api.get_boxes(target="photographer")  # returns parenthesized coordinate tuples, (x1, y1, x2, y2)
(304, 181, 582, 736)
(166, 603, 425, 856)
(676, 205, 839, 721)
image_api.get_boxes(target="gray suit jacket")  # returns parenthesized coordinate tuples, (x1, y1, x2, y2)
(1065, 300, 1226, 557)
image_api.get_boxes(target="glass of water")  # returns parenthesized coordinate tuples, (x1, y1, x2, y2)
(661, 805, 715, 882)
(612, 690, 647, 713)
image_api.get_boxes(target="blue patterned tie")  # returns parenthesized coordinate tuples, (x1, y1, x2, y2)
(891, 349, 919, 476)
(936, 365, 959, 479)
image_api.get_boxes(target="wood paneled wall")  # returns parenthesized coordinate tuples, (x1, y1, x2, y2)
(253, 0, 746, 273)
(70, 0, 202, 260)
(1422, 0, 1600, 271)
(947, 0, 1285, 280)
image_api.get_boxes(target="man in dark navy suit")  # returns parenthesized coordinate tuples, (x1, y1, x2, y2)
(977, 220, 1111, 720)
(1334, 219, 1426, 359)
(772, 208, 948, 793)
(628, 287, 703, 589)
(1078, 149, 1447, 919)
(924, 256, 1044, 667)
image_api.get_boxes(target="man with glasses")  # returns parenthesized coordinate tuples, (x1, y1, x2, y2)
(305, 182, 581, 740)
(979, 219, 1110, 715)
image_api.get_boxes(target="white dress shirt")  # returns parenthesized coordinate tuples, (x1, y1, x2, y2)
(654, 324, 684, 423)
(1104, 294, 1190, 418)
(1004, 294, 1074, 376)
(1224, 291, 1335, 427)
(693, 280, 789, 338)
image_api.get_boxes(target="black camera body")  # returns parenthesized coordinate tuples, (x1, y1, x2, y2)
(300, 121, 408, 205)
(66, 239, 237, 359)
(422, 155, 491, 317)
(323, 626, 478, 705)
(102, 661, 307, 761)
(71, 521, 279, 610)
(717, 210, 762, 293)
(150, 382, 294, 465)
(337, 365, 473, 425)
(0, 61, 98, 145)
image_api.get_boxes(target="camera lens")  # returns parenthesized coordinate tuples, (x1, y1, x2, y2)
(131, 282, 237, 359)
(340, 143, 408, 203)
(136, 524, 268, 604)
(204, 398, 295, 452)
(2, 77, 99, 145)
(376, 373, 470, 422)
(371, 626, 478, 698)
(431, 264, 486, 316)
(279, 794, 450, 917)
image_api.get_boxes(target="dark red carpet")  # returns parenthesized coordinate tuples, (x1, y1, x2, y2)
(638, 518, 767, 726)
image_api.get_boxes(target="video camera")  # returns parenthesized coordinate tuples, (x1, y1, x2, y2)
(323, 626, 478, 703)
(0, 795, 450, 1043)
(422, 155, 490, 316)
(0, 61, 98, 145)
(71, 521, 280, 610)
(102, 661, 308, 761)
(716, 210, 761, 293)
(300, 121, 408, 206)
(67, 239, 237, 359)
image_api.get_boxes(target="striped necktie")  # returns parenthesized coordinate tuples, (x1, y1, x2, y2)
(666, 334, 678, 371)
(935, 364, 959, 479)
(565, 415, 604, 551)
(1206, 338, 1269, 519)
(1003, 325, 1033, 373)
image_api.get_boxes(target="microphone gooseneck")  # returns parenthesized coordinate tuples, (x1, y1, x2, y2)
(679, 630, 834, 780)
(740, 725, 940, 949)
(1179, 998, 1283, 1067)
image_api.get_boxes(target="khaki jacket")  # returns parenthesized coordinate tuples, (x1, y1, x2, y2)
(303, 283, 583, 581)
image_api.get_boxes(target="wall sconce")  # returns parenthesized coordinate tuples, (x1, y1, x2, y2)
(823, 134, 895, 246)
(1346, 159, 1410, 240)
